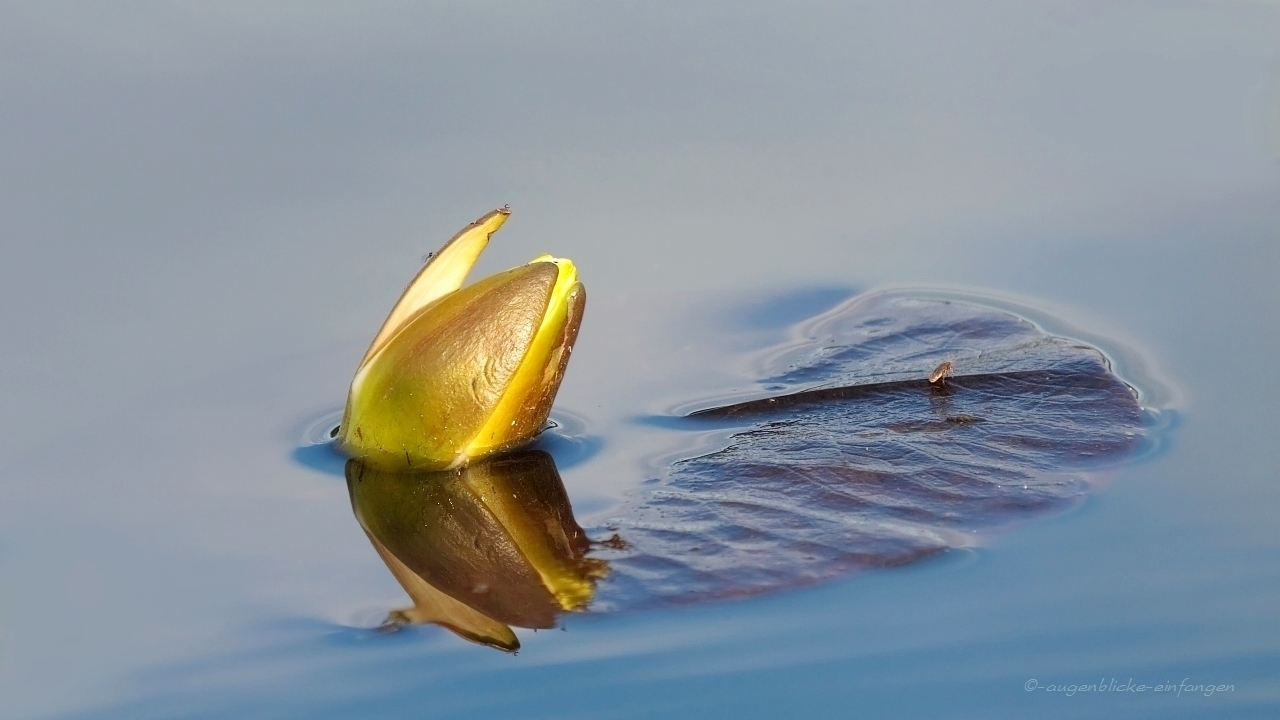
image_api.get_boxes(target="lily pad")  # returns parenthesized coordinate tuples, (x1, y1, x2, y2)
(590, 292, 1153, 609)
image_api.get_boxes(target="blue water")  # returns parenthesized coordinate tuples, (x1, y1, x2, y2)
(2, 2, 1279, 718)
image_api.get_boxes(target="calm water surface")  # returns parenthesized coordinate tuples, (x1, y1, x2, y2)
(2, 2, 1279, 718)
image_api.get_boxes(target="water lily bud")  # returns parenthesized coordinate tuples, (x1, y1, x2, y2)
(337, 208, 585, 470)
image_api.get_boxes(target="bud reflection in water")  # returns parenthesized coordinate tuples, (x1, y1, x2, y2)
(347, 450, 608, 652)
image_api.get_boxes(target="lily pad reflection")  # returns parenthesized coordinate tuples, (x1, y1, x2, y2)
(347, 450, 607, 651)
(591, 293, 1153, 609)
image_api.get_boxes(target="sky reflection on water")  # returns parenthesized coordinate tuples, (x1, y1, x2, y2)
(2, 2, 1279, 718)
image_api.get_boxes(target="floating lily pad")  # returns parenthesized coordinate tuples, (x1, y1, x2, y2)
(590, 292, 1153, 609)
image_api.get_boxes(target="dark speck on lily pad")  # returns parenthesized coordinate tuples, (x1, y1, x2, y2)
(590, 291, 1159, 610)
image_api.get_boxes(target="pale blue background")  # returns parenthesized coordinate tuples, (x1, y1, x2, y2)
(2, 2, 1278, 718)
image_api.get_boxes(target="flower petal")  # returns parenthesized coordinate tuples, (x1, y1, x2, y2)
(339, 261, 559, 470)
(466, 258, 585, 459)
(358, 207, 509, 370)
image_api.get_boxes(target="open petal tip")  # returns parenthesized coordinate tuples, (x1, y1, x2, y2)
(358, 208, 512, 370)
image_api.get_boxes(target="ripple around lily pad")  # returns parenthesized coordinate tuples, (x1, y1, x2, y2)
(588, 290, 1167, 611)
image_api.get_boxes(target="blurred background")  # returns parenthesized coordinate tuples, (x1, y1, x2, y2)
(2, 2, 1278, 718)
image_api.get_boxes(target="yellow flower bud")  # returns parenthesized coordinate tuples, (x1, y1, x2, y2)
(336, 208, 585, 470)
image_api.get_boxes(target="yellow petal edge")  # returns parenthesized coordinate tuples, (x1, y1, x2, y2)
(465, 255, 581, 460)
